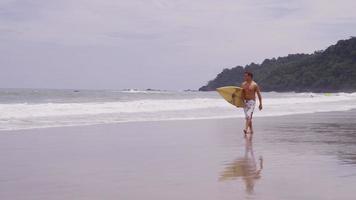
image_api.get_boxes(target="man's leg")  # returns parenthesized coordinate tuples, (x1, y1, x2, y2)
(244, 118, 249, 135)
(243, 105, 249, 134)
(249, 119, 253, 133)
(249, 112, 254, 133)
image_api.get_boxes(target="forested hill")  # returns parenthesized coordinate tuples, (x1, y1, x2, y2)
(199, 37, 356, 92)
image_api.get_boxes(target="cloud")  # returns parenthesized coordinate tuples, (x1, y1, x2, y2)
(0, 0, 355, 89)
(0, 27, 22, 34)
(0, 0, 43, 22)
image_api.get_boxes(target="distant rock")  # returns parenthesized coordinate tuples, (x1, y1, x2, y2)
(183, 89, 198, 92)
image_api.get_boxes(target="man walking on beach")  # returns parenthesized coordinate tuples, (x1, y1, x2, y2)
(241, 71, 262, 134)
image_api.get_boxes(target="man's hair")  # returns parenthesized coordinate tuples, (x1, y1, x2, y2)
(244, 71, 253, 78)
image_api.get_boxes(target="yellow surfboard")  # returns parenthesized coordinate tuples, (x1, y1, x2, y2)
(216, 86, 245, 108)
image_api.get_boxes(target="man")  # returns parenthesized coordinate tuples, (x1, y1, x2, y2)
(241, 71, 262, 134)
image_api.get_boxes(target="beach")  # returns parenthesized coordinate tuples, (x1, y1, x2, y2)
(1, 110, 356, 200)
(3, 1, 356, 199)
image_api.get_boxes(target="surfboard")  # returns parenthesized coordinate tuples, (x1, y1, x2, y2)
(216, 86, 245, 107)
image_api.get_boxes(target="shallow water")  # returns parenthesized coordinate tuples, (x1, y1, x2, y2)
(0, 111, 355, 199)
(220, 111, 356, 199)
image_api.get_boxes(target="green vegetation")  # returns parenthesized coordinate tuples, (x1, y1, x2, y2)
(199, 37, 356, 92)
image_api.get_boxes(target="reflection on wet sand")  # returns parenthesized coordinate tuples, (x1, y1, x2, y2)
(219, 134, 263, 194)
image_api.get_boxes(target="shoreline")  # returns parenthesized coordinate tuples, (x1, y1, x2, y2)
(1, 108, 356, 133)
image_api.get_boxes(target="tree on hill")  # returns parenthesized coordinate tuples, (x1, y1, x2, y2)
(199, 37, 356, 92)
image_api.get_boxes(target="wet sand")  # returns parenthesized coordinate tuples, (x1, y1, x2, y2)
(1, 110, 356, 200)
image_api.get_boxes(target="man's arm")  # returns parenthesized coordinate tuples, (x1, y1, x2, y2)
(256, 84, 262, 110)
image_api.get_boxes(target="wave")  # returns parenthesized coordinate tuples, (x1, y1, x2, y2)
(0, 98, 226, 119)
(119, 89, 168, 94)
(0, 92, 355, 131)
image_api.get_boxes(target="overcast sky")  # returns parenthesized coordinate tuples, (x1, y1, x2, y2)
(1, 0, 356, 90)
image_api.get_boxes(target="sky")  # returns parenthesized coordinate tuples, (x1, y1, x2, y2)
(0, 0, 356, 90)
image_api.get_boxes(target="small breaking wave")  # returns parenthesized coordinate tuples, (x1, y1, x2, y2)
(0, 92, 355, 131)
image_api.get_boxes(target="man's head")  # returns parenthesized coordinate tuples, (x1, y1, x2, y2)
(244, 71, 253, 82)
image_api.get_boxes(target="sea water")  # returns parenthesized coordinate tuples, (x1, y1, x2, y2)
(0, 88, 355, 130)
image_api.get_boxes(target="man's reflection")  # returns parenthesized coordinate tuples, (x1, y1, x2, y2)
(219, 134, 263, 194)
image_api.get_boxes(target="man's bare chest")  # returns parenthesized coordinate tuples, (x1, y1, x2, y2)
(243, 84, 255, 92)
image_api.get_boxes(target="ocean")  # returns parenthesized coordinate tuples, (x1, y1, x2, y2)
(0, 88, 355, 131)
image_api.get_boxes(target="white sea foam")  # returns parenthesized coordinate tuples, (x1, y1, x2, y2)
(0, 92, 355, 131)
(0, 98, 227, 119)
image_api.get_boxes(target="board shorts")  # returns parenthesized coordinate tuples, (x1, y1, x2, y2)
(244, 100, 255, 120)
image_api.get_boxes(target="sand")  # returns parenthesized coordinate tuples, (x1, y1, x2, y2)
(1, 110, 356, 200)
